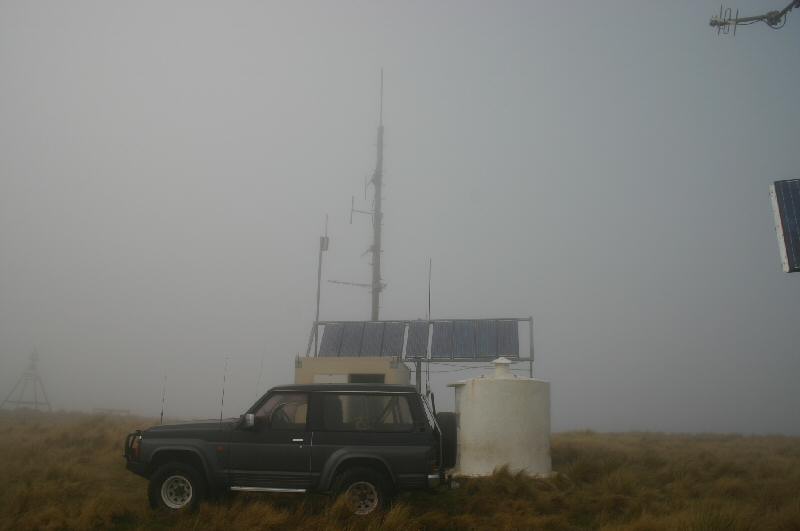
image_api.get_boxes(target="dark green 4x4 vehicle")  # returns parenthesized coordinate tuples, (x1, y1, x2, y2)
(124, 384, 450, 515)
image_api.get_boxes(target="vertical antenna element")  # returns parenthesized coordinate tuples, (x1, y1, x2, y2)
(219, 357, 229, 423)
(314, 215, 329, 355)
(159, 374, 167, 425)
(370, 69, 385, 321)
(427, 258, 432, 321)
(255, 354, 265, 400)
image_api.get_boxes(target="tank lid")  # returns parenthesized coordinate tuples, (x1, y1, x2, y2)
(493, 357, 513, 379)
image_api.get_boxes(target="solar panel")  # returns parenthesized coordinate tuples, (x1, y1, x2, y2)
(339, 321, 365, 356)
(406, 321, 429, 357)
(318, 323, 344, 356)
(496, 320, 519, 357)
(381, 322, 405, 356)
(314, 319, 524, 360)
(771, 179, 800, 273)
(360, 322, 384, 356)
(476, 319, 498, 358)
(453, 320, 477, 359)
(431, 321, 454, 359)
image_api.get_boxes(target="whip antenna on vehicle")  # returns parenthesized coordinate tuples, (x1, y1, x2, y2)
(254, 354, 265, 400)
(159, 373, 167, 425)
(219, 357, 229, 423)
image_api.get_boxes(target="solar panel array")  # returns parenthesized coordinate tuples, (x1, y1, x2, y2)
(406, 321, 429, 357)
(316, 320, 520, 359)
(317, 323, 343, 356)
(381, 322, 405, 356)
(771, 179, 800, 273)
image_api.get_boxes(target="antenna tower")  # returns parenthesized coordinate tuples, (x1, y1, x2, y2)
(342, 70, 386, 320)
(1, 350, 52, 412)
(371, 70, 385, 321)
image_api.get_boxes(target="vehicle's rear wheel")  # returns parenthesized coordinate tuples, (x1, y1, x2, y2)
(333, 466, 391, 515)
(148, 461, 205, 512)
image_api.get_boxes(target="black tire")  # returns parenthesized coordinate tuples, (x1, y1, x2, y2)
(436, 412, 457, 469)
(148, 461, 205, 512)
(332, 466, 391, 515)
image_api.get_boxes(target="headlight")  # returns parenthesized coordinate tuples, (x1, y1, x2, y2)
(131, 435, 142, 459)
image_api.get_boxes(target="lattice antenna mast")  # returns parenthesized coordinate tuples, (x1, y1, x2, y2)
(1, 350, 52, 412)
(341, 70, 387, 320)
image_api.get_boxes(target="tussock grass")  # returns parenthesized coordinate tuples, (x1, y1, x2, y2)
(1, 411, 799, 530)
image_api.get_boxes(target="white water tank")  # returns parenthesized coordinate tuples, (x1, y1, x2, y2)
(448, 357, 551, 477)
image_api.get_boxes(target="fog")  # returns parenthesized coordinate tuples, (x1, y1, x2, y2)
(1, 1, 798, 434)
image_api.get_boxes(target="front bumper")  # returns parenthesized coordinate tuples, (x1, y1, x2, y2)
(125, 459, 148, 478)
(427, 473, 441, 488)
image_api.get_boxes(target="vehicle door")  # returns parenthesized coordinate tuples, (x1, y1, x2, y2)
(228, 392, 312, 490)
(310, 392, 435, 489)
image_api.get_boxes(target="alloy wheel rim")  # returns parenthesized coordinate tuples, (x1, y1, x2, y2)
(161, 474, 193, 509)
(346, 481, 379, 515)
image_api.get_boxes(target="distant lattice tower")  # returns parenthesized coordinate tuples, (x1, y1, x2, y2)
(1, 350, 52, 412)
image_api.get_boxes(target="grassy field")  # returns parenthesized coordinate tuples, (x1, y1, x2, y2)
(1, 411, 799, 530)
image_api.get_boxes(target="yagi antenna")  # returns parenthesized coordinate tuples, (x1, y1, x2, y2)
(710, 1, 798, 34)
(328, 279, 386, 290)
(711, 6, 738, 35)
(351, 195, 372, 225)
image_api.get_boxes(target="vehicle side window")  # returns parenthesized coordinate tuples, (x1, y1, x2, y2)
(255, 393, 308, 430)
(321, 393, 414, 432)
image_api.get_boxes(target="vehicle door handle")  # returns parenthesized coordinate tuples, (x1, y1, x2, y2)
(292, 438, 305, 443)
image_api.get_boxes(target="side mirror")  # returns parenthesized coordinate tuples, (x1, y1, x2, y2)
(244, 413, 255, 429)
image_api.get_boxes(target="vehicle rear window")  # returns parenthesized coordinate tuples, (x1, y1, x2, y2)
(320, 393, 414, 432)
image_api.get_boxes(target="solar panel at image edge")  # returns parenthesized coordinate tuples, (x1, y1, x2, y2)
(773, 179, 800, 272)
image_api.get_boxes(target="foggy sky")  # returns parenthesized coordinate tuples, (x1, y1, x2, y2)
(1, 1, 798, 434)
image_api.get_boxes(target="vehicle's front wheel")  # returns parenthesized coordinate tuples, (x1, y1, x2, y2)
(148, 462, 205, 512)
(333, 466, 391, 515)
